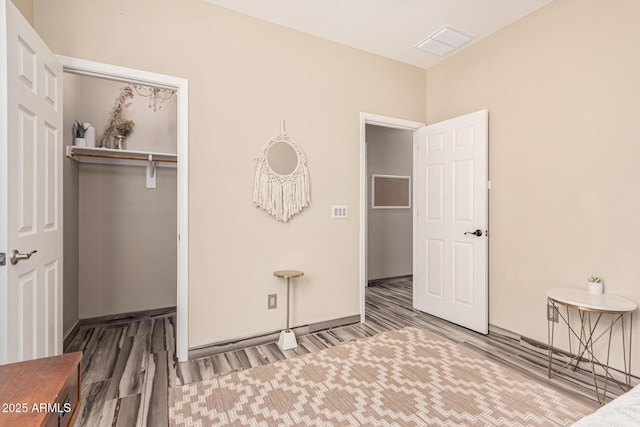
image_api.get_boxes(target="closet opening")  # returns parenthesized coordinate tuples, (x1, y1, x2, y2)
(59, 57, 189, 361)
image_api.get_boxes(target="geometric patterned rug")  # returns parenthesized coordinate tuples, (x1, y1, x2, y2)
(169, 327, 595, 426)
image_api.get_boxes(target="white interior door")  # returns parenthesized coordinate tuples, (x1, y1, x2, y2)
(1, 0, 63, 363)
(413, 110, 488, 334)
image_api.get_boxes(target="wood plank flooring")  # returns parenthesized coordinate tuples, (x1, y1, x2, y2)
(67, 277, 629, 426)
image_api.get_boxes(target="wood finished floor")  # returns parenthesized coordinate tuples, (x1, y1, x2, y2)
(67, 277, 626, 426)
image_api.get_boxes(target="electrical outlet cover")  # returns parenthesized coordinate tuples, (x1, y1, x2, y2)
(268, 294, 277, 309)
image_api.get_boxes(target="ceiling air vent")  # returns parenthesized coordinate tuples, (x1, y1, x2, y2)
(415, 26, 473, 57)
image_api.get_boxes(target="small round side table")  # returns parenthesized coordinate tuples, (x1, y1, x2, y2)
(274, 270, 304, 350)
(546, 287, 637, 404)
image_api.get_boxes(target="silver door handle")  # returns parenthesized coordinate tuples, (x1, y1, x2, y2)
(10, 249, 37, 265)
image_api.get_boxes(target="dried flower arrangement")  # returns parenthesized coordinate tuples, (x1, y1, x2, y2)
(100, 85, 135, 147)
(113, 119, 135, 137)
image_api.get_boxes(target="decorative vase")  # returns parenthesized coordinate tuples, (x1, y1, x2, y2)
(74, 137, 86, 147)
(83, 123, 96, 147)
(114, 135, 126, 150)
(587, 281, 603, 294)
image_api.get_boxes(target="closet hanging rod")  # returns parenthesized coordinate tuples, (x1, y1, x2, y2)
(69, 150, 177, 163)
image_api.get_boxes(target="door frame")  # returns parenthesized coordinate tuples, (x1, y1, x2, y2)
(58, 56, 189, 361)
(359, 113, 424, 322)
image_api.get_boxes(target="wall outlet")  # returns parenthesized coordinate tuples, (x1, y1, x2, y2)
(268, 294, 277, 309)
(547, 304, 558, 322)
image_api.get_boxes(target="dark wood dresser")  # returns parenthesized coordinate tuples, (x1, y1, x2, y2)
(0, 352, 82, 427)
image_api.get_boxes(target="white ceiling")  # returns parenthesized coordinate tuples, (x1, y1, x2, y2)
(202, 0, 553, 69)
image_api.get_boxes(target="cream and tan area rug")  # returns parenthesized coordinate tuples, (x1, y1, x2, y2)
(169, 327, 594, 426)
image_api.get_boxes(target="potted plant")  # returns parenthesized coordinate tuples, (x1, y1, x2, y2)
(73, 120, 89, 147)
(113, 119, 135, 150)
(587, 276, 603, 294)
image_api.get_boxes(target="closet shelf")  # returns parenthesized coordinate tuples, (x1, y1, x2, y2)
(66, 145, 177, 165)
(66, 146, 177, 189)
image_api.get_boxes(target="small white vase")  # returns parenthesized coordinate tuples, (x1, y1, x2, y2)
(588, 281, 603, 294)
(83, 123, 96, 147)
(74, 137, 86, 147)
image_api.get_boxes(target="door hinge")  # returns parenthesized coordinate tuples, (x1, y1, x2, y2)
(0, 252, 5, 266)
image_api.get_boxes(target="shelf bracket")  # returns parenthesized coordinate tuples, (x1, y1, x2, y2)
(146, 155, 157, 189)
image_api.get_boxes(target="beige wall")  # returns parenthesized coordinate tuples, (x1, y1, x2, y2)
(34, 0, 426, 346)
(425, 0, 640, 374)
(78, 164, 177, 318)
(366, 125, 413, 280)
(10, 0, 32, 24)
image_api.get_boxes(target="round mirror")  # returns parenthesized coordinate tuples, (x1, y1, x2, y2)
(267, 141, 298, 175)
(254, 129, 310, 222)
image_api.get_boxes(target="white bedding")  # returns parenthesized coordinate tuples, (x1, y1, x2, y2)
(572, 385, 640, 426)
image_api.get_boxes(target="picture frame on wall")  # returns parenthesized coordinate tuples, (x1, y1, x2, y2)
(371, 174, 411, 209)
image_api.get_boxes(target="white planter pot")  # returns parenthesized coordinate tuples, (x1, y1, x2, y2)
(588, 281, 603, 294)
(74, 137, 86, 147)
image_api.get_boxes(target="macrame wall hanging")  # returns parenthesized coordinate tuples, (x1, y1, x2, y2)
(253, 121, 310, 222)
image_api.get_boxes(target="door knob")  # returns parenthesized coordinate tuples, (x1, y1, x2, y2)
(10, 249, 37, 265)
(464, 229, 483, 237)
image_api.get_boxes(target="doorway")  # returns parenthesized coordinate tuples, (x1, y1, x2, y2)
(366, 125, 414, 283)
(60, 56, 189, 361)
(359, 113, 424, 322)
(359, 111, 489, 335)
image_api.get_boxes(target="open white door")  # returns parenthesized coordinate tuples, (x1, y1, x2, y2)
(1, 0, 63, 363)
(413, 110, 488, 334)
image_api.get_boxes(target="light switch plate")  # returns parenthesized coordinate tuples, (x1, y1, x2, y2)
(332, 205, 348, 218)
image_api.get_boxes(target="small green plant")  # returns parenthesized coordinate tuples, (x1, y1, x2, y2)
(588, 276, 602, 283)
(73, 121, 88, 138)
